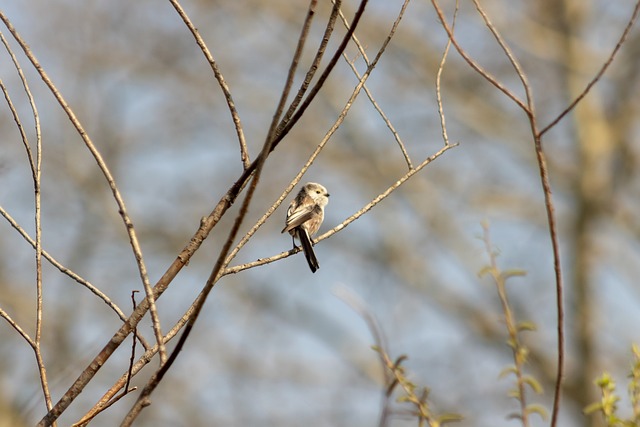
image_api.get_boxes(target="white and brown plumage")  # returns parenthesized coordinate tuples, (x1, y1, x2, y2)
(281, 182, 330, 273)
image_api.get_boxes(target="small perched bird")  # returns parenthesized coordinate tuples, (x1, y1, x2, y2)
(281, 182, 330, 273)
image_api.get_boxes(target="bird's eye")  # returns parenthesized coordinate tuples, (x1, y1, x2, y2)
(316, 190, 321, 194)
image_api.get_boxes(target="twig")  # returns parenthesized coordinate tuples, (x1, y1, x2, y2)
(0, 206, 150, 349)
(472, 0, 535, 114)
(430, 0, 529, 114)
(0, 34, 35, 175)
(168, 0, 249, 168)
(336, 0, 414, 169)
(125, 291, 139, 394)
(223, 142, 457, 275)
(0, 306, 35, 348)
(272, 0, 370, 146)
(540, 0, 640, 137)
(435, 0, 458, 147)
(275, 0, 335, 134)
(1, 26, 54, 419)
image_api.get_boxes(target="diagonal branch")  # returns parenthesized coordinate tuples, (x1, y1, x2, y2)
(336, 0, 414, 169)
(222, 142, 457, 276)
(539, 0, 640, 137)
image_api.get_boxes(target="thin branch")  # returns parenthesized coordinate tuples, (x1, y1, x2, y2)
(435, 0, 458, 147)
(272, 0, 370, 146)
(0, 205, 150, 350)
(124, 291, 139, 394)
(540, 0, 640, 137)
(0, 306, 35, 348)
(223, 142, 457, 275)
(0, 11, 166, 364)
(0, 32, 36, 176)
(1, 26, 53, 417)
(430, 0, 530, 114)
(472, 0, 535, 114)
(168, 0, 249, 168)
(275, 0, 335, 135)
(337, 0, 414, 169)
(533, 132, 565, 427)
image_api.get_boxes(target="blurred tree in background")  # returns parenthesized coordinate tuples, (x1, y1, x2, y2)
(1, 0, 640, 426)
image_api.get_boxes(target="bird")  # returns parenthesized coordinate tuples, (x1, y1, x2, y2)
(281, 182, 330, 273)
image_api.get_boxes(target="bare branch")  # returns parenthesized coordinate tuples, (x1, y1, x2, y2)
(540, 0, 640, 137)
(168, 0, 249, 168)
(430, 0, 530, 114)
(0, 10, 166, 364)
(0, 306, 35, 348)
(224, 0, 411, 272)
(337, 0, 414, 169)
(435, 0, 459, 147)
(472, 0, 535, 114)
(222, 143, 457, 276)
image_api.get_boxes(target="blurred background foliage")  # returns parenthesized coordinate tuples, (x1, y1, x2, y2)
(1, 0, 640, 426)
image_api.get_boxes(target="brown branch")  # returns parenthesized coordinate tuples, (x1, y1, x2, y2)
(435, 0, 459, 147)
(430, 0, 530, 114)
(472, 0, 535, 113)
(336, 0, 414, 169)
(168, 0, 249, 168)
(540, 0, 640, 137)
(427, 3, 571, 425)
(223, 0, 410, 272)
(70, 291, 141, 427)
(272, 0, 370, 146)
(0, 10, 167, 365)
(223, 143, 457, 276)
(0, 206, 150, 349)
(1, 26, 52, 419)
(275, 0, 335, 134)
(120, 1, 341, 422)
(532, 132, 565, 427)
(0, 306, 35, 348)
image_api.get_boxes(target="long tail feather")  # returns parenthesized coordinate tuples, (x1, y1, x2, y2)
(298, 228, 319, 273)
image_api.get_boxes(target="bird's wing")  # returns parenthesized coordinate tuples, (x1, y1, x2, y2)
(281, 205, 315, 233)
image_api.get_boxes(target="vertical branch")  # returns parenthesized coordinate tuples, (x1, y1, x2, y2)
(531, 132, 565, 427)
(435, 0, 458, 147)
(0, 28, 54, 418)
(429, 3, 569, 425)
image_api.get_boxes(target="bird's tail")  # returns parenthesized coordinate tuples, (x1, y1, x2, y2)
(298, 228, 319, 273)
